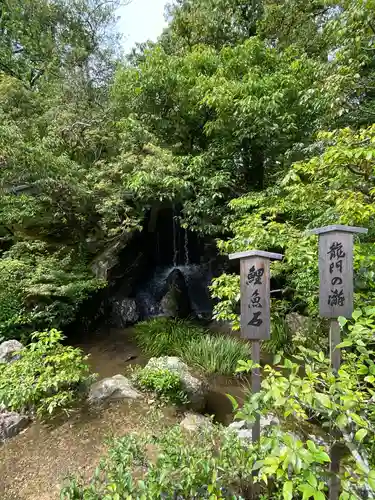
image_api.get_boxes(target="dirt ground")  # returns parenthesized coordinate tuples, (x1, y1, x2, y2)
(0, 327, 174, 500)
(0, 400, 178, 500)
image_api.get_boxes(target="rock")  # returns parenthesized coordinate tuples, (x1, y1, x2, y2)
(180, 413, 213, 432)
(160, 269, 192, 318)
(285, 313, 310, 335)
(261, 414, 280, 427)
(145, 357, 207, 411)
(88, 374, 142, 404)
(0, 411, 29, 441)
(237, 429, 253, 440)
(0, 340, 23, 364)
(228, 414, 280, 441)
(111, 298, 139, 327)
(228, 420, 247, 431)
(91, 234, 132, 280)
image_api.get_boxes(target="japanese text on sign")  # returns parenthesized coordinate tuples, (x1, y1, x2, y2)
(328, 241, 345, 307)
(247, 266, 264, 327)
(318, 231, 354, 318)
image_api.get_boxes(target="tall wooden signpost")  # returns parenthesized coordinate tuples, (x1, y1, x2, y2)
(308, 225, 368, 500)
(229, 249, 283, 442)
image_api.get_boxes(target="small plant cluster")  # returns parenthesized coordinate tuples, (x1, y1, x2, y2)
(134, 318, 202, 357)
(60, 406, 334, 499)
(60, 424, 254, 499)
(132, 367, 189, 405)
(134, 318, 250, 376)
(0, 329, 92, 417)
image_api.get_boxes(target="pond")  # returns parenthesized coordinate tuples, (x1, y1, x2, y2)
(0, 326, 247, 499)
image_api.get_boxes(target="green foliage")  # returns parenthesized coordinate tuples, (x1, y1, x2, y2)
(231, 308, 375, 499)
(134, 317, 249, 375)
(1, 0, 374, 337)
(60, 424, 254, 499)
(113, 33, 354, 233)
(60, 309, 375, 499)
(0, 0, 121, 87)
(132, 367, 189, 405)
(134, 318, 203, 357)
(180, 334, 250, 376)
(0, 0, 138, 335)
(0, 329, 91, 417)
(0, 242, 105, 339)
(214, 125, 375, 326)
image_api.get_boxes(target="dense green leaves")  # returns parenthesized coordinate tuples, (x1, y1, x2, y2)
(1, 0, 375, 370)
(213, 125, 375, 324)
(0, 329, 91, 416)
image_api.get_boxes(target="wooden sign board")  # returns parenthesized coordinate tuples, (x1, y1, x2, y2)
(319, 231, 353, 318)
(240, 257, 270, 340)
(308, 225, 368, 319)
(229, 250, 283, 340)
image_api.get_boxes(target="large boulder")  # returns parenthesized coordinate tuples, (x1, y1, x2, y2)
(111, 298, 139, 327)
(160, 269, 192, 318)
(88, 374, 142, 405)
(145, 357, 207, 411)
(0, 410, 29, 441)
(0, 340, 23, 364)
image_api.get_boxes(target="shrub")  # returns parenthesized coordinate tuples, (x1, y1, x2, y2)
(179, 334, 250, 376)
(134, 317, 203, 357)
(229, 308, 375, 499)
(132, 367, 188, 405)
(0, 329, 92, 417)
(0, 242, 105, 341)
(60, 425, 254, 499)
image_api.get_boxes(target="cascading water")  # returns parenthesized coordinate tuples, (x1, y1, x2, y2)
(184, 230, 190, 266)
(135, 263, 213, 319)
(134, 210, 214, 319)
(172, 206, 178, 267)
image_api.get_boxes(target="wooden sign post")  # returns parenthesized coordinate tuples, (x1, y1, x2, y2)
(229, 249, 283, 442)
(308, 224, 368, 500)
(308, 225, 368, 369)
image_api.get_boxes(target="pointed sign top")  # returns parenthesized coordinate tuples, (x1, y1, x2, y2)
(229, 249, 284, 261)
(307, 225, 368, 236)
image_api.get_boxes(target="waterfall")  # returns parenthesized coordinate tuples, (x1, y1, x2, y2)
(172, 207, 177, 267)
(184, 230, 190, 266)
(156, 231, 160, 265)
(135, 264, 213, 319)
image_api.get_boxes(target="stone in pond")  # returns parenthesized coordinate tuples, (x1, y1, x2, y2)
(111, 297, 139, 327)
(0, 410, 29, 441)
(88, 374, 142, 404)
(160, 268, 192, 318)
(145, 357, 207, 411)
(180, 413, 213, 432)
(0, 340, 23, 364)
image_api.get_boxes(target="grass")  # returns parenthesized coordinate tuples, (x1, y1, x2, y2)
(134, 317, 250, 376)
(134, 317, 203, 357)
(179, 335, 250, 376)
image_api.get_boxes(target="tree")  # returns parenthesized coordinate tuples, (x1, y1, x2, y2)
(0, 0, 122, 88)
(212, 125, 375, 324)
